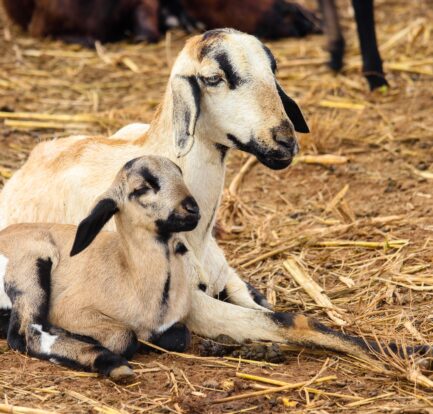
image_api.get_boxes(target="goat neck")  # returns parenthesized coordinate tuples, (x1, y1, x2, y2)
(114, 213, 167, 282)
(135, 85, 226, 259)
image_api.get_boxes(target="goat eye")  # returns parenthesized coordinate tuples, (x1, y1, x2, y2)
(202, 75, 223, 87)
(131, 186, 150, 197)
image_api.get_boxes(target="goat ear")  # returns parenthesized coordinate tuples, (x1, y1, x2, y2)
(172, 75, 201, 158)
(276, 82, 310, 133)
(70, 198, 119, 256)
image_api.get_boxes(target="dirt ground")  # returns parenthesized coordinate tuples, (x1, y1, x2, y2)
(0, 0, 432, 413)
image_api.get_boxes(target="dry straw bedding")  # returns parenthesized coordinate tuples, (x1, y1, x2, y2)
(0, 0, 432, 412)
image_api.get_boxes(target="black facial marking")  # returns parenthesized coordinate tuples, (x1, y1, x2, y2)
(262, 45, 277, 73)
(174, 241, 188, 255)
(227, 133, 294, 171)
(198, 283, 207, 292)
(128, 186, 151, 200)
(214, 52, 244, 90)
(214, 143, 229, 163)
(214, 288, 229, 302)
(70, 198, 119, 256)
(161, 272, 171, 306)
(140, 167, 160, 192)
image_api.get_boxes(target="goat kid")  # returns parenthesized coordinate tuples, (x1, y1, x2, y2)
(0, 156, 201, 379)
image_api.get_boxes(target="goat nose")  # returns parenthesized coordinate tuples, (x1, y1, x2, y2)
(275, 136, 299, 154)
(181, 196, 200, 215)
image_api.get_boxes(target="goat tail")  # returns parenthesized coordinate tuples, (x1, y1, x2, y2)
(2, 0, 35, 30)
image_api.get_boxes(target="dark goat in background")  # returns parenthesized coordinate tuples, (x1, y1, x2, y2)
(2, 0, 387, 89)
(318, 0, 388, 90)
(1, 0, 162, 45)
(177, 0, 387, 90)
(176, 0, 321, 39)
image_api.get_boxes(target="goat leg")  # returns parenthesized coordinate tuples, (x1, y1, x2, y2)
(318, 0, 345, 72)
(26, 323, 134, 380)
(187, 290, 431, 365)
(352, 0, 388, 90)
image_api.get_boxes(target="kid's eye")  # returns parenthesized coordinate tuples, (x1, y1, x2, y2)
(130, 186, 151, 198)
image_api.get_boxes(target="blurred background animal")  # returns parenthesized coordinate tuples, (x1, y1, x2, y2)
(1, 0, 387, 88)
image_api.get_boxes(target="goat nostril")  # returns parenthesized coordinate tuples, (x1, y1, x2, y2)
(275, 137, 297, 153)
(181, 197, 199, 215)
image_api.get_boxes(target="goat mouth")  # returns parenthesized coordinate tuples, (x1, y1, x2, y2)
(256, 154, 294, 170)
(156, 212, 200, 236)
(226, 134, 295, 170)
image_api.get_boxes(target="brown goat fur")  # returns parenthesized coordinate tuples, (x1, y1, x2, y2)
(179, 0, 321, 38)
(0, 155, 201, 379)
(2, 0, 161, 44)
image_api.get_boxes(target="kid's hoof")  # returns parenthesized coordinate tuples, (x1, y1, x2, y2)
(109, 365, 135, 381)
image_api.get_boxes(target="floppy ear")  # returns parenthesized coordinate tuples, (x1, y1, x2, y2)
(172, 75, 201, 157)
(70, 198, 119, 256)
(276, 82, 310, 133)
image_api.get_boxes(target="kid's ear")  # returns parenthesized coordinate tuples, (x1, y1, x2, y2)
(70, 198, 119, 256)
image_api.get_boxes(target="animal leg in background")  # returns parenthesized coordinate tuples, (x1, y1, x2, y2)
(352, 0, 388, 90)
(318, 0, 345, 71)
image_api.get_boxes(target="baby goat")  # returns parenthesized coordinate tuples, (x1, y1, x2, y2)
(0, 155, 201, 379)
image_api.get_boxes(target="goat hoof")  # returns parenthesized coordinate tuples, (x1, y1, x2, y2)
(109, 365, 135, 381)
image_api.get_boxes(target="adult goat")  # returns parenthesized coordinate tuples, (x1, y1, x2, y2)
(1, 30, 415, 365)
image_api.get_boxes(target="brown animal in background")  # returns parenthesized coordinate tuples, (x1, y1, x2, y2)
(177, 0, 387, 90)
(178, 0, 321, 39)
(318, 0, 387, 90)
(1, 0, 162, 45)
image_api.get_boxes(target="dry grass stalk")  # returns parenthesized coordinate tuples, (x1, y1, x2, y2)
(283, 258, 347, 326)
(314, 239, 408, 249)
(296, 154, 349, 165)
(212, 375, 336, 404)
(228, 156, 257, 197)
(0, 405, 59, 414)
(1, 1, 432, 411)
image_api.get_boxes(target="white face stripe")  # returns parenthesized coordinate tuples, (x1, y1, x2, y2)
(0, 254, 11, 310)
(31, 324, 58, 354)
